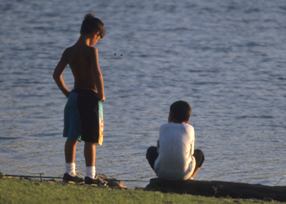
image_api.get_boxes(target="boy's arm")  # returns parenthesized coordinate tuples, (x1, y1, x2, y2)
(53, 50, 70, 97)
(92, 48, 105, 101)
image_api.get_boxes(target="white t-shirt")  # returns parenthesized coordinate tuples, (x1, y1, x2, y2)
(154, 122, 196, 180)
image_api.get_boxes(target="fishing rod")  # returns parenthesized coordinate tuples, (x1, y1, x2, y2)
(3, 173, 61, 182)
(2, 173, 148, 183)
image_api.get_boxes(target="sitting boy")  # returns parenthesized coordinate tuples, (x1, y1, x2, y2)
(146, 101, 204, 180)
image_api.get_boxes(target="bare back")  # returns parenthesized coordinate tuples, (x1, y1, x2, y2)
(64, 44, 99, 93)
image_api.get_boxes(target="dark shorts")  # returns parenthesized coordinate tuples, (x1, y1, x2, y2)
(63, 89, 100, 143)
(146, 146, 204, 171)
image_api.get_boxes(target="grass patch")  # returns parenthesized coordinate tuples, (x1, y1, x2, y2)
(0, 178, 281, 204)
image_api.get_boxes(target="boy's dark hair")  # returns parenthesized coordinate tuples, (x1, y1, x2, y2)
(169, 101, 192, 123)
(80, 13, 105, 38)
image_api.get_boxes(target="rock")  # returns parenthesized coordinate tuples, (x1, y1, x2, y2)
(145, 178, 286, 202)
(95, 174, 127, 189)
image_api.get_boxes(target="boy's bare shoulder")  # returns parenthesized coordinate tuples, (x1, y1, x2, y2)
(88, 46, 99, 55)
(63, 46, 74, 57)
(62, 46, 98, 62)
(60, 46, 73, 62)
(87, 47, 99, 60)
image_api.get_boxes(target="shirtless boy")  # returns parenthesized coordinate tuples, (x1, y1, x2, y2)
(53, 14, 105, 184)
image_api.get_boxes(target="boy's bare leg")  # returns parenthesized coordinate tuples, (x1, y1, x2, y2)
(65, 139, 77, 163)
(84, 142, 96, 179)
(84, 142, 96, 166)
(63, 139, 79, 178)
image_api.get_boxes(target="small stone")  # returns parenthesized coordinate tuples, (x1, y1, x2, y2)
(96, 174, 127, 189)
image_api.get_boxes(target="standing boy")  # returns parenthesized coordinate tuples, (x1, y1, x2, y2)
(53, 14, 105, 184)
(146, 101, 204, 180)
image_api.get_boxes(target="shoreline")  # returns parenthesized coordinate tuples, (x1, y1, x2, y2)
(1, 172, 285, 203)
(1, 177, 281, 204)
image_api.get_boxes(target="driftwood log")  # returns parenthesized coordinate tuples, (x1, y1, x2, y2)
(145, 178, 286, 202)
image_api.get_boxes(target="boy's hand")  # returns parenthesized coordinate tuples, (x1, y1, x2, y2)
(66, 91, 71, 98)
(101, 96, 106, 102)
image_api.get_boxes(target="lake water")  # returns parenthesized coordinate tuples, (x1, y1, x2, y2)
(0, 0, 286, 188)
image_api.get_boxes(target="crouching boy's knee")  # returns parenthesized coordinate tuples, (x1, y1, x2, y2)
(146, 146, 158, 170)
(146, 146, 157, 160)
(194, 149, 205, 167)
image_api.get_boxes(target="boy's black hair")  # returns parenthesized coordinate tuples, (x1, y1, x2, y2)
(80, 13, 105, 38)
(169, 101, 192, 123)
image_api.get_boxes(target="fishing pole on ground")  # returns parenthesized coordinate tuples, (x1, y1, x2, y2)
(1, 173, 148, 183)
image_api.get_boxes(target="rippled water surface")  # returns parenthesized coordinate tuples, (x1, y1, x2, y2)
(0, 0, 286, 187)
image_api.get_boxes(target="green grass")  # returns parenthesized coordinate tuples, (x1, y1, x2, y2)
(0, 178, 282, 204)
